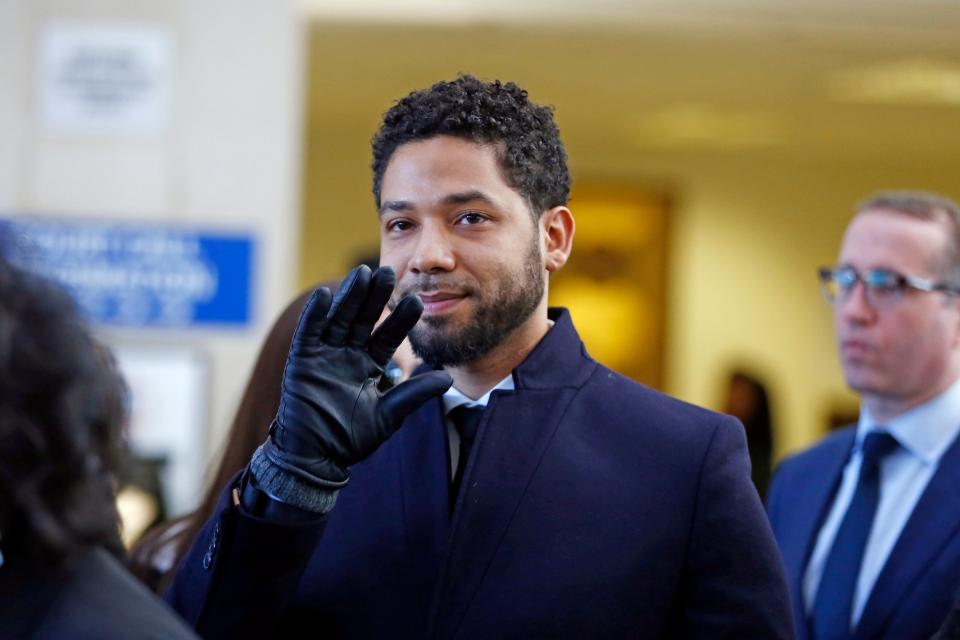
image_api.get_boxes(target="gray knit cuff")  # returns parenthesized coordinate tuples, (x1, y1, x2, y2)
(249, 444, 339, 514)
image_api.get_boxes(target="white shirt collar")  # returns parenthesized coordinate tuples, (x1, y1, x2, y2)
(857, 377, 960, 465)
(442, 373, 515, 415)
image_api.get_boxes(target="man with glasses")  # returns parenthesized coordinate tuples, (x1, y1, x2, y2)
(767, 191, 960, 640)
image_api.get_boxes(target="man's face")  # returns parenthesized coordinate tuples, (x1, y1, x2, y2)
(834, 209, 960, 410)
(378, 135, 547, 368)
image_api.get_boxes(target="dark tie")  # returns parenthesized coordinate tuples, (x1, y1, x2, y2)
(449, 405, 484, 512)
(810, 431, 899, 640)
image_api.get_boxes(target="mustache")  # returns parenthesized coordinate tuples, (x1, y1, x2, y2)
(388, 275, 477, 307)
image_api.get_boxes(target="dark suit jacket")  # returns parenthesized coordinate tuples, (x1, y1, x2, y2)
(935, 600, 960, 640)
(168, 309, 792, 639)
(0, 547, 197, 639)
(767, 426, 960, 640)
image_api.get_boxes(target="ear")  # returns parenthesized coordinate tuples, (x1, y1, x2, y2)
(540, 206, 575, 273)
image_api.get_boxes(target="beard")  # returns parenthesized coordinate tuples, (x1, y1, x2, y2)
(393, 240, 545, 368)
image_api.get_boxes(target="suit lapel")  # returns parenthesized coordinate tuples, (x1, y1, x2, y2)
(430, 386, 576, 637)
(855, 431, 960, 639)
(780, 431, 855, 640)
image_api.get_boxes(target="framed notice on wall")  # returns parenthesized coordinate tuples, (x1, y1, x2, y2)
(39, 22, 173, 136)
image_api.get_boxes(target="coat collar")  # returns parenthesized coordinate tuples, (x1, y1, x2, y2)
(511, 308, 594, 391)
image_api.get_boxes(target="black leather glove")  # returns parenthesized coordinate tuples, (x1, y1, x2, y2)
(260, 264, 452, 489)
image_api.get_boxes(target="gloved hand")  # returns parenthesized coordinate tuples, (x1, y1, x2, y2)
(261, 264, 452, 488)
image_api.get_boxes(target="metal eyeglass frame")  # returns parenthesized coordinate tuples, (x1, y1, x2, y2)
(817, 265, 960, 306)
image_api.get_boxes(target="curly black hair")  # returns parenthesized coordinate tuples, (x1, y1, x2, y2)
(0, 261, 127, 566)
(371, 74, 570, 218)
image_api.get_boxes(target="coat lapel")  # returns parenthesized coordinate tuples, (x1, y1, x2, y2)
(398, 397, 453, 573)
(431, 387, 577, 636)
(428, 308, 595, 637)
(855, 431, 960, 639)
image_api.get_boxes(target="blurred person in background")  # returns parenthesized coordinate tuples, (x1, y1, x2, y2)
(723, 369, 775, 499)
(166, 74, 791, 638)
(767, 191, 960, 639)
(0, 260, 196, 639)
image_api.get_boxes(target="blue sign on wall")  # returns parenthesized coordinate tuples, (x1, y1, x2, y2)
(0, 216, 254, 328)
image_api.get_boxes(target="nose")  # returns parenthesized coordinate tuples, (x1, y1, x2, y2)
(409, 223, 455, 275)
(838, 280, 876, 326)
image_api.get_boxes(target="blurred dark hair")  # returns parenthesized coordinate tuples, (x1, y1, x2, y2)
(128, 286, 319, 593)
(728, 371, 772, 446)
(371, 74, 570, 219)
(0, 261, 128, 566)
(724, 369, 774, 499)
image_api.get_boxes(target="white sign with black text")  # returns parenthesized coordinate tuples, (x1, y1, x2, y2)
(39, 22, 172, 135)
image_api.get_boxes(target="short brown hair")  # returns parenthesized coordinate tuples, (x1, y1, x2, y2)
(856, 190, 960, 283)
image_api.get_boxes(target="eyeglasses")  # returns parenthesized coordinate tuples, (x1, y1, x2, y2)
(818, 265, 960, 307)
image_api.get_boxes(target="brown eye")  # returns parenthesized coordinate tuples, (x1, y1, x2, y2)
(457, 212, 487, 225)
(387, 219, 413, 232)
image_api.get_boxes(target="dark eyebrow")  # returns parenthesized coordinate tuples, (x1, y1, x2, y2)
(379, 190, 499, 217)
(379, 200, 412, 216)
(441, 190, 498, 207)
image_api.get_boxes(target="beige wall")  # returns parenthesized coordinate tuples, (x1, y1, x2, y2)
(0, 0, 303, 510)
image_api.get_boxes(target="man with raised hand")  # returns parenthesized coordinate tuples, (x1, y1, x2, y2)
(168, 75, 791, 639)
(768, 191, 960, 640)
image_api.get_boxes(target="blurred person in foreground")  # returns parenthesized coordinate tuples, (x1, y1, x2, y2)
(0, 260, 196, 639)
(767, 191, 960, 640)
(166, 74, 792, 638)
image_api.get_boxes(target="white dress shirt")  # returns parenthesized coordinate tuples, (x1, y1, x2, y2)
(803, 377, 960, 629)
(442, 374, 515, 477)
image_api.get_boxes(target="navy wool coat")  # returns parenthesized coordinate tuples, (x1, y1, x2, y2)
(168, 309, 792, 639)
